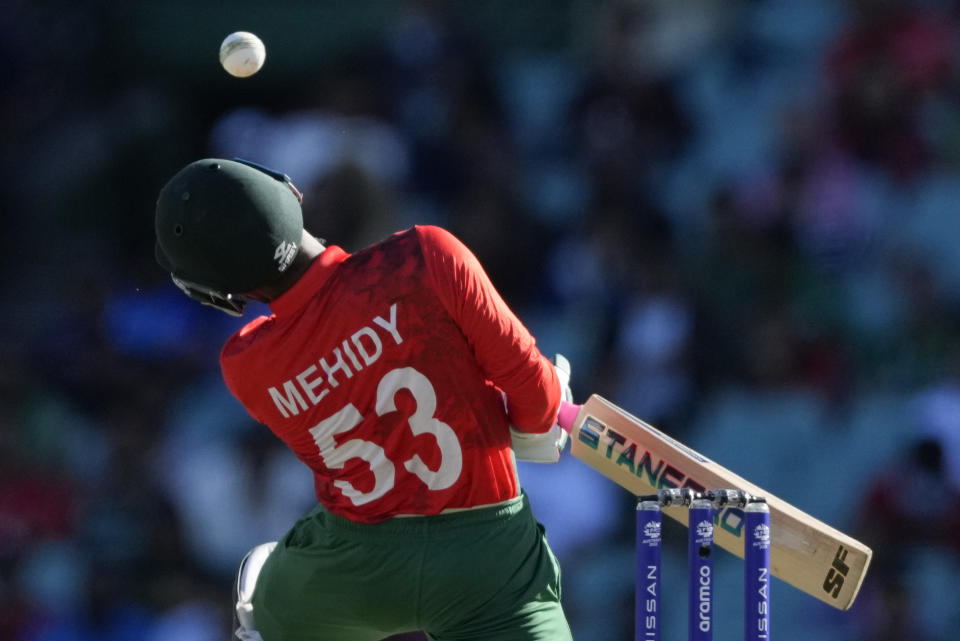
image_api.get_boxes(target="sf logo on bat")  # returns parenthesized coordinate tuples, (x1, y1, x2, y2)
(822, 545, 850, 598)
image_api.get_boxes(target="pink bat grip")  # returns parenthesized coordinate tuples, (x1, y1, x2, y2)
(557, 401, 581, 433)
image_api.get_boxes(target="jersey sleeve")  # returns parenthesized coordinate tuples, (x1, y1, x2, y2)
(415, 225, 560, 433)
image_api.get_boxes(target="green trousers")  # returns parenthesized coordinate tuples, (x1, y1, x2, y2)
(251, 492, 572, 641)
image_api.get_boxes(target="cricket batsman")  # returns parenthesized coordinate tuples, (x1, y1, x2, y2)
(154, 158, 574, 641)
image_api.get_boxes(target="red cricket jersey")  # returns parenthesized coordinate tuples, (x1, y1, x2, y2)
(220, 226, 560, 523)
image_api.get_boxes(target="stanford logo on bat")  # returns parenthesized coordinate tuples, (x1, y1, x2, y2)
(577, 416, 748, 538)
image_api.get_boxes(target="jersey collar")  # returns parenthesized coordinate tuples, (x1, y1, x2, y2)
(269, 245, 349, 317)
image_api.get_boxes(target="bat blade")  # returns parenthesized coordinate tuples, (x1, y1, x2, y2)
(564, 395, 872, 611)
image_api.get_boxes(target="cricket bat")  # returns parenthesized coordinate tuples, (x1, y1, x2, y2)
(557, 395, 872, 611)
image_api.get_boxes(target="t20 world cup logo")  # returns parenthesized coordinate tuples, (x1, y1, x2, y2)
(642, 520, 661, 545)
(752, 523, 771, 549)
(695, 520, 713, 541)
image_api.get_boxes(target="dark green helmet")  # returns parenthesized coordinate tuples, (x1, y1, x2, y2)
(155, 158, 304, 315)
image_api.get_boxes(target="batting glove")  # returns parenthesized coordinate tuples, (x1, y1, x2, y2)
(510, 354, 572, 463)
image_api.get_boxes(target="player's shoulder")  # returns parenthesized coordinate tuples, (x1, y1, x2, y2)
(411, 224, 469, 256)
(345, 225, 466, 268)
(221, 314, 273, 360)
(413, 224, 461, 246)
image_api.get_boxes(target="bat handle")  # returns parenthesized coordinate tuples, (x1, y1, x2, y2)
(557, 401, 581, 433)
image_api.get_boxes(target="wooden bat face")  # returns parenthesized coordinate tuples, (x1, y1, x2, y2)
(563, 395, 872, 611)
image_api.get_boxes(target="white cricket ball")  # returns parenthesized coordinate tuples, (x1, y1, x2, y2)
(219, 31, 266, 78)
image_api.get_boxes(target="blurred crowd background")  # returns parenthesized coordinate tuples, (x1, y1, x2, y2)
(4, 0, 960, 639)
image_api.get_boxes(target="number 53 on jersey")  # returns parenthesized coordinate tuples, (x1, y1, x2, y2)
(309, 367, 464, 506)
